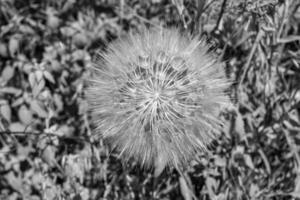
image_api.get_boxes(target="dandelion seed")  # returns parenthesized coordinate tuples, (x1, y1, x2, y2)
(86, 28, 231, 174)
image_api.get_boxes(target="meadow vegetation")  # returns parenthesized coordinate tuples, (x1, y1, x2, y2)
(0, 0, 300, 199)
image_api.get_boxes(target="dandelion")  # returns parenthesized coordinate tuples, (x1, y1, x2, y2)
(86, 28, 230, 174)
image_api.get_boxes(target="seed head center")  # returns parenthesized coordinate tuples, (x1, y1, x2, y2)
(153, 91, 160, 100)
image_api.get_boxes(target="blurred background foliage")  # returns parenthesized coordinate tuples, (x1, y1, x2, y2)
(0, 0, 300, 199)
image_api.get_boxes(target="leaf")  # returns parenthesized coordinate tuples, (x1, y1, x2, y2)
(249, 183, 259, 197)
(23, 63, 33, 74)
(73, 33, 89, 48)
(206, 176, 217, 199)
(18, 105, 33, 125)
(235, 112, 246, 140)
(50, 60, 62, 72)
(154, 149, 168, 177)
(78, 99, 88, 115)
(60, 26, 77, 37)
(214, 156, 226, 167)
(72, 194, 82, 200)
(5, 172, 23, 193)
(53, 93, 63, 112)
(35, 70, 44, 82)
(9, 122, 26, 132)
(179, 176, 193, 200)
(32, 79, 45, 97)
(288, 109, 300, 126)
(79, 189, 89, 200)
(0, 87, 22, 96)
(8, 37, 19, 57)
(43, 186, 59, 200)
(72, 49, 87, 61)
(42, 145, 57, 167)
(43, 71, 55, 84)
(0, 41, 8, 57)
(11, 96, 24, 107)
(56, 125, 74, 137)
(293, 174, 300, 194)
(1, 66, 15, 82)
(28, 72, 36, 88)
(244, 154, 254, 169)
(29, 71, 45, 96)
(62, 0, 76, 12)
(63, 155, 85, 183)
(278, 35, 300, 43)
(47, 14, 60, 29)
(19, 24, 35, 35)
(30, 100, 48, 118)
(16, 142, 33, 159)
(0, 102, 11, 122)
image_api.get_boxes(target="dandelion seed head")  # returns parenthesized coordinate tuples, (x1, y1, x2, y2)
(86, 28, 231, 171)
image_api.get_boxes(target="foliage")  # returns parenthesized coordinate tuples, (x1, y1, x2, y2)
(0, 0, 299, 199)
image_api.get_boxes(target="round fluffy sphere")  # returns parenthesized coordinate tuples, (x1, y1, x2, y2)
(86, 28, 230, 172)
